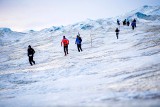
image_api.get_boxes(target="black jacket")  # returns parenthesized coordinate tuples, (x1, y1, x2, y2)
(115, 29, 120, 33)
(28, 48, 35, 56)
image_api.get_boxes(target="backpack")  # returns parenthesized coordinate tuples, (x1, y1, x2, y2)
(63, 39, 69, 45)
(79, 37, 82, 42)
(33, 49, 35, 54)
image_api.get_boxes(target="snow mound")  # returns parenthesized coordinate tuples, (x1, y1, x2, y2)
(121, 5, 160, 21)
(135, 12, 160, 21)
(0, 28, 12, 33)
(133, 5, 160, 15)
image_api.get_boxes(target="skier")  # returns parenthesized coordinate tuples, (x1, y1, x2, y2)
(27, 45, 35, 66)
(75, 35, 83, 52)
(115, 28, 120, 39)
(117, 19, 120, 25)
(61, 36, 69, 56)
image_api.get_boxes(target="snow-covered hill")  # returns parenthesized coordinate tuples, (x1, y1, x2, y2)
(0, 5, 160, 107)
(0, 28, 26, 45)
(133, 5, 160, 15)
(122, 5, 160, 21)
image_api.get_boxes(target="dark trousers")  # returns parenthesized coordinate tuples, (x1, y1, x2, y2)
(29, 56, 35, 65)
(64, 46, 68, 55)
(116, 33, 119, 39)
(77, 44, 82, 52)
(132, 26, 135, 30)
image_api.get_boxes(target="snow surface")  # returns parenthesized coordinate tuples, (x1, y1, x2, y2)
(0, 6, 160, 107)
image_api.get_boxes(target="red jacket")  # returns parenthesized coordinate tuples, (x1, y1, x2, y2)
(61, 38, 69, 46)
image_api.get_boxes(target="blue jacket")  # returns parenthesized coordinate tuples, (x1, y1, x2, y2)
(131, 22, 136, 27)
(75, 37, 82, 44)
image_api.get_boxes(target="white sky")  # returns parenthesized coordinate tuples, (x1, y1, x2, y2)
(0, 0, 159, 31)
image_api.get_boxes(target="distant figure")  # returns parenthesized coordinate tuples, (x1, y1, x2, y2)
(115, 28, 120, 39)
(133, 19, 137, 27)
(117, 19, 120, 25)
(27, 45, 35, 66)
(127, 20, 130, 26)
(131, 21, 136, 30)
(123, 19, 126, 25)
(75, 35, 83, 52)
(61, 36, 69, 56)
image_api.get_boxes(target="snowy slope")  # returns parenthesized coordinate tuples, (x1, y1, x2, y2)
(130, 5, 160, 15)
(0, 6, 160, 107)
(118, 5, 160, 21)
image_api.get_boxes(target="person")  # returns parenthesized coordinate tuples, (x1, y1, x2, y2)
(123, 19, 126, 25)
(131, 21, 136, 30)
(115, 28, 120, 39)
(27, 45, 35, 66)
(75, 35, 83, 52)
(133, 19, 136, 27)
(127, 20, 130, 26)
(61, 36, 69, 56)
(117, 19, 120, 25)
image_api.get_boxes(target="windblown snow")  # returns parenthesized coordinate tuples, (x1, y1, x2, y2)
(0, 5, 160, 107)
